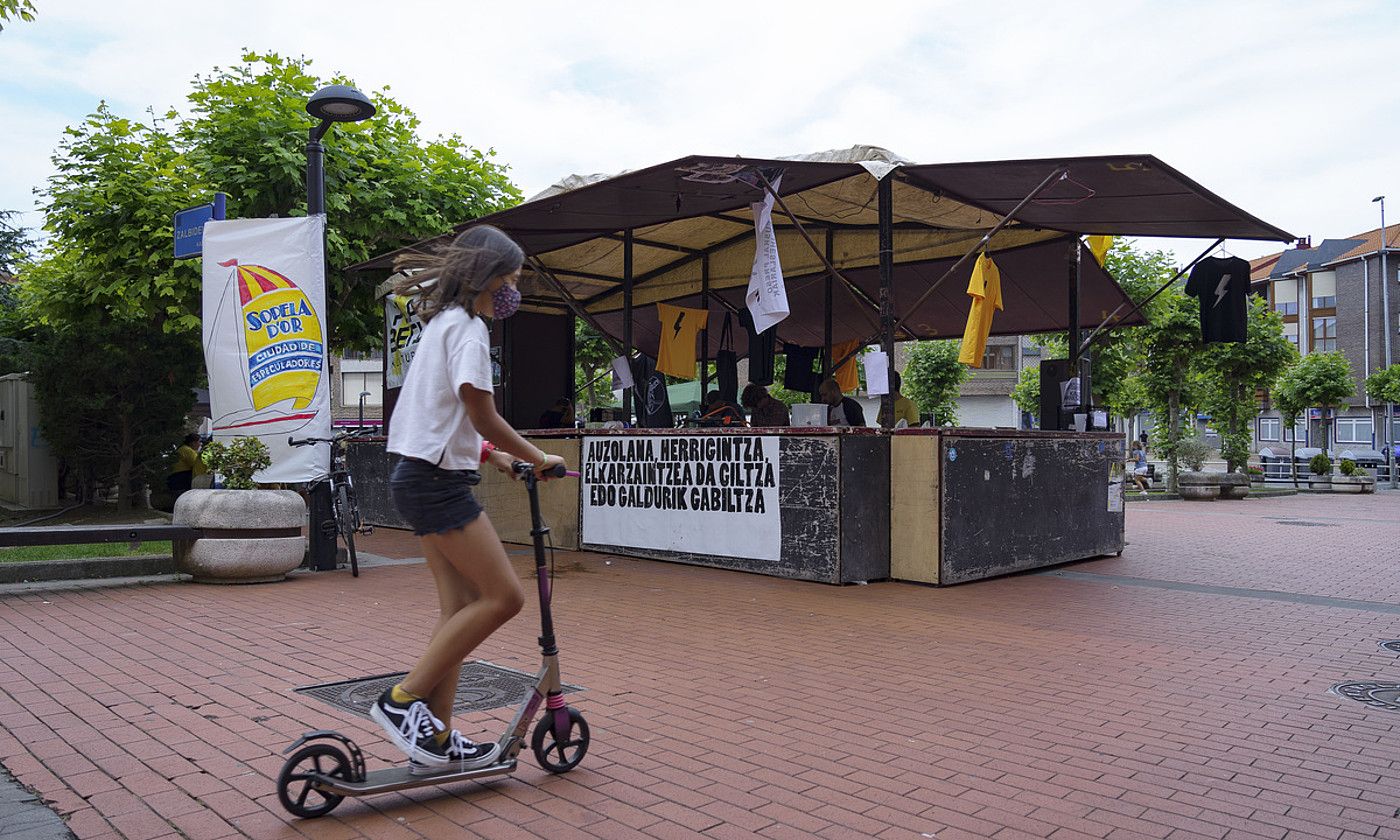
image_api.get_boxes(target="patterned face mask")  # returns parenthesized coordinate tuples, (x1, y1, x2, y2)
(492, 283, 521, 320)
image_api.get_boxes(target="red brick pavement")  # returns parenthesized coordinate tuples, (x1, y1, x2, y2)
(0, 492, 1398, 839)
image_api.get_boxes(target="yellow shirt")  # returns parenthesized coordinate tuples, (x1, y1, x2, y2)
(173, 444, 208, 477)
(878, 395, 920, 428)
(655, 302, 708, 380)
(958, 253, 1003, 367)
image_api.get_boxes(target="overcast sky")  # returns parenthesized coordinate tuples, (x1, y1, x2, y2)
(3, 0, 1398, 265)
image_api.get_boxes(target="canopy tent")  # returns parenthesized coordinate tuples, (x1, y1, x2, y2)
(353, 146, 1292, 364)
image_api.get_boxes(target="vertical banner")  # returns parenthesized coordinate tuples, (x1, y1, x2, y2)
(384, 291, 424, 389)
(581, 435, 782, 561)
(202, 216, 330, 483)
(745, 173, 789, 334)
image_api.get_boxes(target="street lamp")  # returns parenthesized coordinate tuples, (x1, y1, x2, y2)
(1375, 196, 1396, 488)
(358, 390, 371, 430)
(305, 83, 375, 571)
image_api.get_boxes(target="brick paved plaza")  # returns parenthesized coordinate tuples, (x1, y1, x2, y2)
(2, 492, 1399, 839)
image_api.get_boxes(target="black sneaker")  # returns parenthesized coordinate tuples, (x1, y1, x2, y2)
(408, 729, 501, 775)
(368, 688, 443, 762)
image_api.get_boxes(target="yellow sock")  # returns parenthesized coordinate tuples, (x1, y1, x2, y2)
(390, 684, 419, 704)
(434, 729, 450, 746)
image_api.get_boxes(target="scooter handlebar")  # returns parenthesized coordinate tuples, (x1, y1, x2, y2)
(511, 461, 570, 479)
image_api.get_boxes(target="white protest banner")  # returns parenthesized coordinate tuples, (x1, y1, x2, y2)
(745, 174, 788, 334)
(581, 435, 781, 561)
(202, 216, 330, 483)
(384, 292, 424, 389)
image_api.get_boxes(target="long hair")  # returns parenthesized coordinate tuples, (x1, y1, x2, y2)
(392, 225, 524, 322)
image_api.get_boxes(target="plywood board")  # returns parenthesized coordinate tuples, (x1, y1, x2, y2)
(889, 435, 940, 584)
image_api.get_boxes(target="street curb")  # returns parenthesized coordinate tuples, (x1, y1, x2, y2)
(0, 555, 174, 585)
(0, 763, 73, 840)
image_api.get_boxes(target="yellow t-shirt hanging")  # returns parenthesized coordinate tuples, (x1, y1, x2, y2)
(830, 340, 861, 391)
(957, 253, 1004, 367)
(1087, 235, 1113, 266)
(655, 302, 708, 380)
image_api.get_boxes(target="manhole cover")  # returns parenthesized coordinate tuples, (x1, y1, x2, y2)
(1380, 641, 1400, 654)
(1332, 681, 1400, 711)
(295, 660, 582, 719)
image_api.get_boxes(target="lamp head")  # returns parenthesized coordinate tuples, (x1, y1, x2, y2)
(1374, 195, 1385, 204)
(307, 84, 375, 123)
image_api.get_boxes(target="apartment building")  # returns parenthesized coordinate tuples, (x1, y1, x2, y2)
(1250, 227, 1399, 455)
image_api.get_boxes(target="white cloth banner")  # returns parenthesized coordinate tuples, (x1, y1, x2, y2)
(384, 292, 424, 390)
(610, 355, 635, 390)
(202, 216, 331, 483)
(581, 435, 782, 561)
(862, 350, 889, 396)
(745, 174, 789, 334)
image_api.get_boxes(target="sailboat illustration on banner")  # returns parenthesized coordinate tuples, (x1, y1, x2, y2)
(206, 258, 325, 435)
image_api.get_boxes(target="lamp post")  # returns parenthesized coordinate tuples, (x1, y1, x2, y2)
(1375, 196, 1397, 488)
(305, 83, 375, 571)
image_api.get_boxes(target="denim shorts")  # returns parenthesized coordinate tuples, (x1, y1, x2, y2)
(390, 457, 484, 536)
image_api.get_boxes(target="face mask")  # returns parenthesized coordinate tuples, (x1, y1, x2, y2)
(492, 283, 521, 320)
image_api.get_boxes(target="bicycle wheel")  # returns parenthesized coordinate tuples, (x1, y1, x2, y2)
(335, 482, 359, 577)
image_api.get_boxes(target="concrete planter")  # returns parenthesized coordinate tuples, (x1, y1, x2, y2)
(1217, 472, 1251, 500)
(1177, 471, 1221, 501)
(1331, 474, 1367, 494)
(1307, 474, 1332, 492)
(172, 489, 306, 584)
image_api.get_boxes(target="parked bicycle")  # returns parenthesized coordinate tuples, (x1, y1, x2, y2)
(289, 427, 374, 577)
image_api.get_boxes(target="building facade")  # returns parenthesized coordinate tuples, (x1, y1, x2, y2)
(1250, 228, 1399, 458)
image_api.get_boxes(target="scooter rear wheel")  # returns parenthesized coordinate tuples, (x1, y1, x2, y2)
(277, 743, 350, 818)
(531, 706, 590, 773)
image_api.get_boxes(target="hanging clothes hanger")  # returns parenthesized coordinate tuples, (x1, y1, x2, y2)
(1214, 241, 1234, 258)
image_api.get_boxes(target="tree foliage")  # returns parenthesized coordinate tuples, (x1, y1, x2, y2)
(1275, 351, 1354, 450)
(1141, 287, 1202, 492)
(1365, 363, 1400, 405)
(0, 210, 35, 276)
(179, 51, 520, 350)
(903, 340, 968, 425)
(0, 0, 36, 30)
(574, 319, 618, 416)
(1196, 297, 1297, 471)
(16, 51, 520, 507)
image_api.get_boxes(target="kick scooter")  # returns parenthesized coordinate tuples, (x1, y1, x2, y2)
(275, 462, 590, 818)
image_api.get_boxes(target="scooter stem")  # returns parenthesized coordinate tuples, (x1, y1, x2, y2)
(525, 471, 558, 656)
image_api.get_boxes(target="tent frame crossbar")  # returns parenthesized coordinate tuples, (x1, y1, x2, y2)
(825, 166, 1071, 379)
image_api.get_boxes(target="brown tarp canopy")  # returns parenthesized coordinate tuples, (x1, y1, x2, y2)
(353, 148, 1293, 358)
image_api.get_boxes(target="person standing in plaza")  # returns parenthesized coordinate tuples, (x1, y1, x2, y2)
(373, 225, 565, 774)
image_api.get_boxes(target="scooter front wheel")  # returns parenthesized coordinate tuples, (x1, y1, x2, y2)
(277, 743, 349, 818)
(531, 706, 590, 773)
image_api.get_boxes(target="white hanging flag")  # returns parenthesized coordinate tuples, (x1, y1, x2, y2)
(202, 215, 332, 483)
(862, 349, 890, 396)
(745, 173, 789, 334)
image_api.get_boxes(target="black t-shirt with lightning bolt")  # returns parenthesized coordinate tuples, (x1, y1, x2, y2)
(1185, 256, 1250, 343)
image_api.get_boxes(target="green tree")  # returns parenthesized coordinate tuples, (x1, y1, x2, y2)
(0, 210, 35, 275)
(180, 51, 521, 350)
(1009, 365, 1041, 424)
(1141, 288, 1203, 493)
(574, 319, 619, 417)
(22, 53, 521, 507)
(1365, 364, 1400, 405)
(0, 0, 36, 29)
(1033, 240, 1178, 425)
(25, 107, 203, 508)
(903, 340, 968, 425)
(1276, 351, 1354, 451)
(1273, 374, 1306, 488)
(1196, 297, 1297, 471)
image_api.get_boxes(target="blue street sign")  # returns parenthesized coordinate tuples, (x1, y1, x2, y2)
(173, 193, 227, 259)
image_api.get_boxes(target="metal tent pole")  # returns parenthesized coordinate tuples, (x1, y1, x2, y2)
(622, 230, 634, 423)
(878, 175, 896, 426)
(701, 256, 711, 396)
(823, 230, 834, 386)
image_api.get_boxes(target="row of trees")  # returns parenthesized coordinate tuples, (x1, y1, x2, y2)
(3, 52, 519, 507)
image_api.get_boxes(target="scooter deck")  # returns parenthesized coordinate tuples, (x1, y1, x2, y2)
(312, 759, 517, 796)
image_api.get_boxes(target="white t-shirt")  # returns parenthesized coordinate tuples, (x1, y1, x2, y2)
(387, 306, 493, 469)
